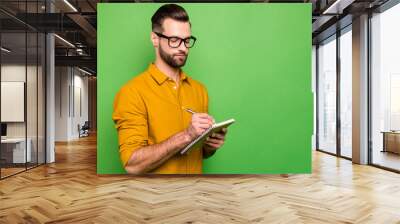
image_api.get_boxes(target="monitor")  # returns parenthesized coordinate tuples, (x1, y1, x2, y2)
(1, 123, 7, 137)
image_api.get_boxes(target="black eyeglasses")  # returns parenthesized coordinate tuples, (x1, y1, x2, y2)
(154, 32, 197, 48)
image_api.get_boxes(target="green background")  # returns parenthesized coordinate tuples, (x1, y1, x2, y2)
(97, 3, 312, 174)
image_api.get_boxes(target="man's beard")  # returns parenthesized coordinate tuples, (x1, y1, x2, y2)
(159, 45, 188, 68)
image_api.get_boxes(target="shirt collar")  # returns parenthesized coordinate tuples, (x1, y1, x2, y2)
(148, 63, 189, 85)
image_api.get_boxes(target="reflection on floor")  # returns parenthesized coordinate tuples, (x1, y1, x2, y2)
(0, 167, 25, 177)
(340, 148, 352, 158)
(373, 150, 400, 171)
(0, 163, 41, 178)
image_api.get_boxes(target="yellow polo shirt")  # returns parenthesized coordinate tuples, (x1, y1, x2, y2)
(112, 63, 208, 174)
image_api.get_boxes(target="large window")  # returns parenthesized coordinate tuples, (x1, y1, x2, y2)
(339, 27, 352, 158)
(317, 35, 337, 154)
(317, 26, 353, 159)
(371, 3, 400, 171)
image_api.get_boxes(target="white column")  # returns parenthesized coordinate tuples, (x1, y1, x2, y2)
(352, 14, 369, 164)
(45, 1, 56, 163)
(46, 32, 55, 163)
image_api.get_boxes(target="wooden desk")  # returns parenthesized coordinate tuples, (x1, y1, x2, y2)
(1, 138, 32, 164)
(381, 131, 400, 154)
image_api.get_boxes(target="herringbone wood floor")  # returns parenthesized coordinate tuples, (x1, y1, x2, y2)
(1, 134, 400, 224)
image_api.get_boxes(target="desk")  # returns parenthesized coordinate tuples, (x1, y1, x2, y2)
(381, 131, 400, 154)
(1, 138, 32, 163)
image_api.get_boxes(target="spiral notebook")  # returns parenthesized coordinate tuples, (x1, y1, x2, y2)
(180, 118, 235, 155)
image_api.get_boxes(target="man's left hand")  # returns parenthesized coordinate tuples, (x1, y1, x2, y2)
(204, 128, 228, 151)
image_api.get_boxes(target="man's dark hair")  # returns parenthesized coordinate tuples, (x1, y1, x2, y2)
(151, 4, 190, 32)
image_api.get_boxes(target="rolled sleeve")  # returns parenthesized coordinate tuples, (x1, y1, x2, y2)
(112, 86, 148, 167)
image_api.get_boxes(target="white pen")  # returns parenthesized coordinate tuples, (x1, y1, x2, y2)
(184, 107, 215, 124)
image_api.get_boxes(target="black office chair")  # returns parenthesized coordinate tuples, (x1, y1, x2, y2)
(78, 121, 90, 138)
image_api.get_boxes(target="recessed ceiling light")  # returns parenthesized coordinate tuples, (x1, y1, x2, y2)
(1, 47, 11, 53)
(78, 67, 93, 76)
(323, 0, 354, 15)
(54, 34, 75, 48)
(63, 0, 78, 12)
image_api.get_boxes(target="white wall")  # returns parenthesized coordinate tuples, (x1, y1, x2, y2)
(55, 66, 89, 141)
(72, 72, 89, 138)
(371, 4, 400, 153)
(55, 66, 69, 141)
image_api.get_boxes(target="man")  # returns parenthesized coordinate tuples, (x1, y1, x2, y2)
(112, 4, 228, 174)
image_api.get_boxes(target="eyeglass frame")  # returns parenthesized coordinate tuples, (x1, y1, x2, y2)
(154, 32, 197, 48)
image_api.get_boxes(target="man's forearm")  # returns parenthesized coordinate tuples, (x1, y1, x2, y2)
(124, 130, 192, 174)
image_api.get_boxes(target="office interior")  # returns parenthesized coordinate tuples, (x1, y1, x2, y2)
(0, 0, 400, 222)
(0, 0, 97, 179)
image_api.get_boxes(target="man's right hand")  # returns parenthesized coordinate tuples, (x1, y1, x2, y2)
(185, 113, 214, 140)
